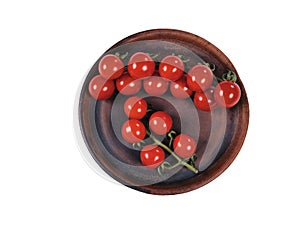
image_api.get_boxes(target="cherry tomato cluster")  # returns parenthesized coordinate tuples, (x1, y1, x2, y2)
(88, 52, 241, 110)
(121, 96, 197, 169)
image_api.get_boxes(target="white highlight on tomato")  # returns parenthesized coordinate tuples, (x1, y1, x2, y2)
(142, 65, 148, 71)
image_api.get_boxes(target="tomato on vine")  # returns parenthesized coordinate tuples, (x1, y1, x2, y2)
(173, 134, 197, 158)
(194, 87, 217, 111)
(187, 64, 213, 92)
(143, 73, 169, 96)
(88, 75, 115, 100)
(116, 72, 142, 95)
(128, 52, 155, 79)
(214, 81, 241, 108)
(149, 111, 172, 135)
(121, 119, 146, 143)
(124, 96, 147, 119)
(159, 55, 184, 81)
(98, 54, 124, 80)
(140, 145, 165, 168)
(170, 76, 193, 99)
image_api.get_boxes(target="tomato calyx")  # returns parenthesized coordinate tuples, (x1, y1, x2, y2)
(217, 70, 237, 83)
(175, 54, 190, 64)
(201, 62, 216, 72)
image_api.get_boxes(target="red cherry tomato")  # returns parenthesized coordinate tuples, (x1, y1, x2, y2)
(173, 134, 197, 158)
(170, 76, 193, 99)
(124, 96, 147, 119)
(194, 87, 217, 111)
(116, 72, 142, 95)
(159, 55, 184, 81)
(88, 75, 115, 100)
(121, 119, 146, 143)
(98, 54, 124, 80)
(128, 52, 155, 79)
(143, 73, 169, 96)
(140, 145, 165, 168)
(149, 111, 172, 135)
(187, 64, 213, 92)
(214, 81, 241, 108)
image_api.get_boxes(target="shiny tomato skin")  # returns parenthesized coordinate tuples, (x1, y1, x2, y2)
(124, 96, 147, 119)
(170, 76, 193, 99)
(173, 134, 197, 158)
(194, 87, 217, 111)
(128, 52, 155, 79)
(121, 119, 146, 143)
(98, 54, 124, 80)
(149, 111, 172, 135)
(140, 145, 165, 168)
(187, 64, 213, 92)
(214, 81, 241, 108)
(116, 72, 142, 95)
(159, 55, 184, 81)
(143, 74, 169, 96)
(88, 75, 115, 100)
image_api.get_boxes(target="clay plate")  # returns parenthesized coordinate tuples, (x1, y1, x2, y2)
(78, 29, 249, 195)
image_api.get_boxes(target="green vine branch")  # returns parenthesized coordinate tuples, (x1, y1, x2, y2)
(146, 130, 199, 174)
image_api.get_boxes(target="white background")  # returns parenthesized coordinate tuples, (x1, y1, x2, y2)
(1, 0, 299, 224)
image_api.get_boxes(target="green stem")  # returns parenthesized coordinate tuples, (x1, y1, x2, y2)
(120, 52, 128, 60)
(222, 70, 237, 82)
(204, 62, 216, 72)
(167, 130, 177, 148)
(146, 131, 198, 174)
(148, 53, 160, 60)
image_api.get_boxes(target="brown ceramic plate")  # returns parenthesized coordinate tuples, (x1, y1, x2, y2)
(78, 29, 249, 195)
